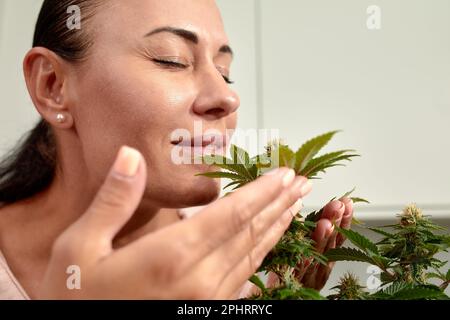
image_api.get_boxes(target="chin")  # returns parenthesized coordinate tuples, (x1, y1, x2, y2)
(181, 177, 221, 207)
(145, 174, 222, 209)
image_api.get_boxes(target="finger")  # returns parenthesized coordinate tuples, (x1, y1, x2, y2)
(294, 257, 313, 283)
(126, 168, 298, 277)
(323, 200, 345, 250)
(313, 261, 335, 290)
(336, 197, 354, 247)
(303, 201, 346, 290)
(203, 177, 309, 285)
(175, 169, 307, 267)
(75, 146, 147, 244)
(301, 219, 334, 288)
(321, 200, 345, 223)
(267, 272, 280, 288)
(311, 219, 334, 254)
(213, 206, 296, 299)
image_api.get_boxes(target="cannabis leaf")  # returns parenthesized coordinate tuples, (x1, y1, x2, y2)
(197, 131, 358, 196)
(294, 131, 339, 174)
(301, 150, 359, 179)
(325, 247, 376, 264)
(375, 284, 448, 300)
(334, 226, 379, 255)
(249, 275, 266, 293)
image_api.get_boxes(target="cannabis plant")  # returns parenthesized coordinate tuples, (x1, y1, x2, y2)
(197, 131, 450, 300)
(197, 131, 361, 299)
(326, 204, 450, 300)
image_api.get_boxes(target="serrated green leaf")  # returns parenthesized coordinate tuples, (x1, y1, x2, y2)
(308, 158, 358, 179)
(367, 227, 396, 239)
(446, 269, 450, 280)
(335, 226, 379, 255)
(303, 220, 317, 228)
(303, 154, 359, 178)
(231, 144, 250, 165)
(426, 272, 446, 281)
(340, 187, 356, 199)
(294, 131, 340, 174)
(351, 197, 371, 204)
(277, 144, 296, 169)
(382, 282, 411, 296)
(202, 152, 257, 182)
(392, 286, 445, 300)
(305, 209, 322, 222)
(301, 151, 358, 178)
(295, 287, 326, 300)
(249, 275, 266, 292)
(223, 180, 243, 190)
(325, 247, 375, 264)
(351, 217, 365, 226)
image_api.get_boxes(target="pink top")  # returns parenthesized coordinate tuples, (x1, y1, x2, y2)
(0, 251, 30, 299)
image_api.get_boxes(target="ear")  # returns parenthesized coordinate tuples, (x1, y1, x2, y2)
(23, 47, 74, 129)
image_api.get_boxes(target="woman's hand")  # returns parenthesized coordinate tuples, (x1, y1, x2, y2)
(297, 197, 354, 290)
(38, 146, 312, 299)
(266, 197, 354, 292)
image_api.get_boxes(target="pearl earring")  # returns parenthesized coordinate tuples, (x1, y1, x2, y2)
(56, 113, 66, 123)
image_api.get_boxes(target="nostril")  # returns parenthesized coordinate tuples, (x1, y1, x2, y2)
(205, 107, 226, 117)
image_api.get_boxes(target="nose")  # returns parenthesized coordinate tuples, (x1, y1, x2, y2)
(192, 66, 240, 119)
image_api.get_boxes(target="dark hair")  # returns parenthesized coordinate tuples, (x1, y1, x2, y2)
(0, 0, 99, 205)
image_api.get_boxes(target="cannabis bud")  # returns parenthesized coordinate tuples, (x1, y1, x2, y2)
(328, 273, 367, 300)
(400, 204, 423, 226)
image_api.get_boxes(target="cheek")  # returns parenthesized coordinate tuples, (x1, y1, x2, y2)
(70, 61, 196, 184)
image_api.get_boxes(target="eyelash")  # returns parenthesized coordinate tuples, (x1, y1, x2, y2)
(152, 59, 234, 84)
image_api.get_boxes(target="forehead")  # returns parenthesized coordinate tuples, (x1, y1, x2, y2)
(93, 0, 229, 45)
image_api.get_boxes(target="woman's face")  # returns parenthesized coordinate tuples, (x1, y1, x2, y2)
(66, 0, 239, 208)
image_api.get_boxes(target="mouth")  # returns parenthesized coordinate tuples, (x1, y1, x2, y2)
(170, 133, 229, 157)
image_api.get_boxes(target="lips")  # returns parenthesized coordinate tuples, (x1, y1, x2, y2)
(171, 134, 228, 156)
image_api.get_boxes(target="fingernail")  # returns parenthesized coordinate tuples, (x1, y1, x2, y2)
(326, 225, 335, 238)
(113, 146, 141, 177)
(290, 198, 303, 217)
(282, 169, 296, 187)
(343, 210, 353, 218)
(333, 202, 345, 217)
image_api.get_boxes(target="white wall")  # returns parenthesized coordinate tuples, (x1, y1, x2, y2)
(258, 0, 450, 217)
(0, 0, 43, 155)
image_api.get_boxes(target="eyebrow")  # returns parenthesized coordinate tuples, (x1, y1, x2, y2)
(144, 26, 233, 57)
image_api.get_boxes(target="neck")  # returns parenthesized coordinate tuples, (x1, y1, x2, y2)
(25, 169, 180, 256)
(0, 136, 182, 266)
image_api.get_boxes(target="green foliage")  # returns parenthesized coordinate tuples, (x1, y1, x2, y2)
(198, 131, 361, 299)
(196, 130, 358, 183)
(248, 272, 326, 300)
(327, 204, 450, 300)
(196, 132, 450, 300)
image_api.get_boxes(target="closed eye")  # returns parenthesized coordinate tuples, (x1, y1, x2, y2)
(152, 58, 188, 69)
(153, 59, 234, 84)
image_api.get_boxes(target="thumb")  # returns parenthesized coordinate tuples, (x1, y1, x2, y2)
(79, 146, 147, 243)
